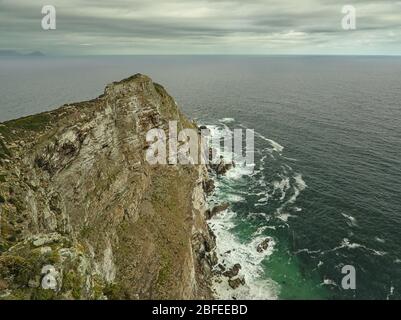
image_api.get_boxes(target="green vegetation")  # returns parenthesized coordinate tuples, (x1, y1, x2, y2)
(3, 113, 51, 132)
(8, 197, 26, 212)
(103, 283, 120, 299)
(92, 275, 106, 299)
(0, 255, 33, 285)
(0, 139, 11, 158)
(63, 269, 83, 299)
(156, 252, 172, 287)
(0, 113, 52, 145)
(31, 287, 57, 300)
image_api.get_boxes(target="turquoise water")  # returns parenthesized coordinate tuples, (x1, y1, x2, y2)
(206, 121, 332, 299)
(1, 56, 401, 299)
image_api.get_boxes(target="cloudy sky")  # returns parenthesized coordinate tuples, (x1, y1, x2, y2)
(0, 0, 400, 55)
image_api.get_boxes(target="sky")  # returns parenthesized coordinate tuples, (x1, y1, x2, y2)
(0, 0, 400, 55)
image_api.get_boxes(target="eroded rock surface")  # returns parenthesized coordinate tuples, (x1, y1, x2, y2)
(0, 74, 216, 300)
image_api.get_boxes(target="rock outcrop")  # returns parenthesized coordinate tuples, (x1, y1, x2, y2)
(256, 238, 272, 253)
(210, 156, 235, 176)
(205, 203, 230, 220)
(0, 74, 216, 300)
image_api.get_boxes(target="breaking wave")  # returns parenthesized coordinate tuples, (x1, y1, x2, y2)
(205, 121, 307, 299)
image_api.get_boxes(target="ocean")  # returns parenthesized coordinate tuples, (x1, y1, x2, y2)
(1, 55, 401, 299)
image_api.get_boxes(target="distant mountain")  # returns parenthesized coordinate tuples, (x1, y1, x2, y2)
(0, 50, 45, 57)
(0, 50, 21, 56)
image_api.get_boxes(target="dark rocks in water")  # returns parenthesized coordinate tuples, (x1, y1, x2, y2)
(202, 179, 215, 195)
(223, 263, 241, 278)
(205, 202, 229, 220)
(208, 251, 218, 266)
(256, 238, 272, 253)
(211, 202, 230, 215)
(211, 156, 235, 176)
(228, 276, 245, 289)
(193, 228, 216, 256)
(217, 264, 226, 272)
(198, 125, 209, 134)
(208, 147, 218, 163)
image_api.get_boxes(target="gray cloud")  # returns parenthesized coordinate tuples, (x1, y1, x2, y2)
(0, 0, 400, 55)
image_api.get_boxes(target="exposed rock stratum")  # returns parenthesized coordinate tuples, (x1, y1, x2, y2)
(0, 74, 216, 300)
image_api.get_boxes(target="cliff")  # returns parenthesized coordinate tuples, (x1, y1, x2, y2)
(0, 74, 217, 300)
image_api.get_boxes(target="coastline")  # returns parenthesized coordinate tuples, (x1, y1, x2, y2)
(200, 123, 279, 300)
(0, 74, 286, 300)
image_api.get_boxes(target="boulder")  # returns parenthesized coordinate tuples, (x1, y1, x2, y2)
(211, 203, 230, 216)
(205, 203, 230, 220)
(223, 263, 241, 278)
(208, 147, 218, 163)
(228, 276, 245, 289)
(256, 238, 271, 253)
(198, 125, 209, 134)
(202, 179, 215, 195)
(212, 156, 235, 176)
(217, 264, 226, 272)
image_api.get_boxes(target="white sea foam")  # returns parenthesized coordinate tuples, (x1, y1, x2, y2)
(374, 236, 385, 243)
(277, 212, 295, 222)
(253, 131, 284, 153)
(226, 194, 245, 203)
(225, 163, 255, 181)
(260, 137, 284, 153)
(248, 212, 269, 221)
(257, 196, 269, 203)
(341, 238, 362, 249)
(207, 124, 255, 181)
(210, 210, 279, 300)
(322, 278, 338, 287)
(371, 249, 387, 256)
(387, 286, 395, 300)
(341, 213, 359, 228)
(271, 173, 307, 223)
(294, 174, 307, 190)
(219, 117, 235, 123)
(252, 226, 269, 236)
(272, 177, 290, 201)
(206, 122, 307, 300)
(295, 248, 322, 255)
(283, 156, 298, 162)
(284, 174, 307, 205)
(239, 124, 284, 154)
(328, 238, 387, 256)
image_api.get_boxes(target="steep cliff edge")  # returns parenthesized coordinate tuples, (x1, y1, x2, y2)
(0, 74, 217, 299)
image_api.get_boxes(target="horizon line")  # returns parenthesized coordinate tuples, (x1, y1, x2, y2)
(2, 53, 401, 58)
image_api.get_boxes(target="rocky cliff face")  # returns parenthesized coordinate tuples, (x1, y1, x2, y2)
(0, 74, 216, 299)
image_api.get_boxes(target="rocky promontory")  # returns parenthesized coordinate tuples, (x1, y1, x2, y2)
(0, 74, 217, 300)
